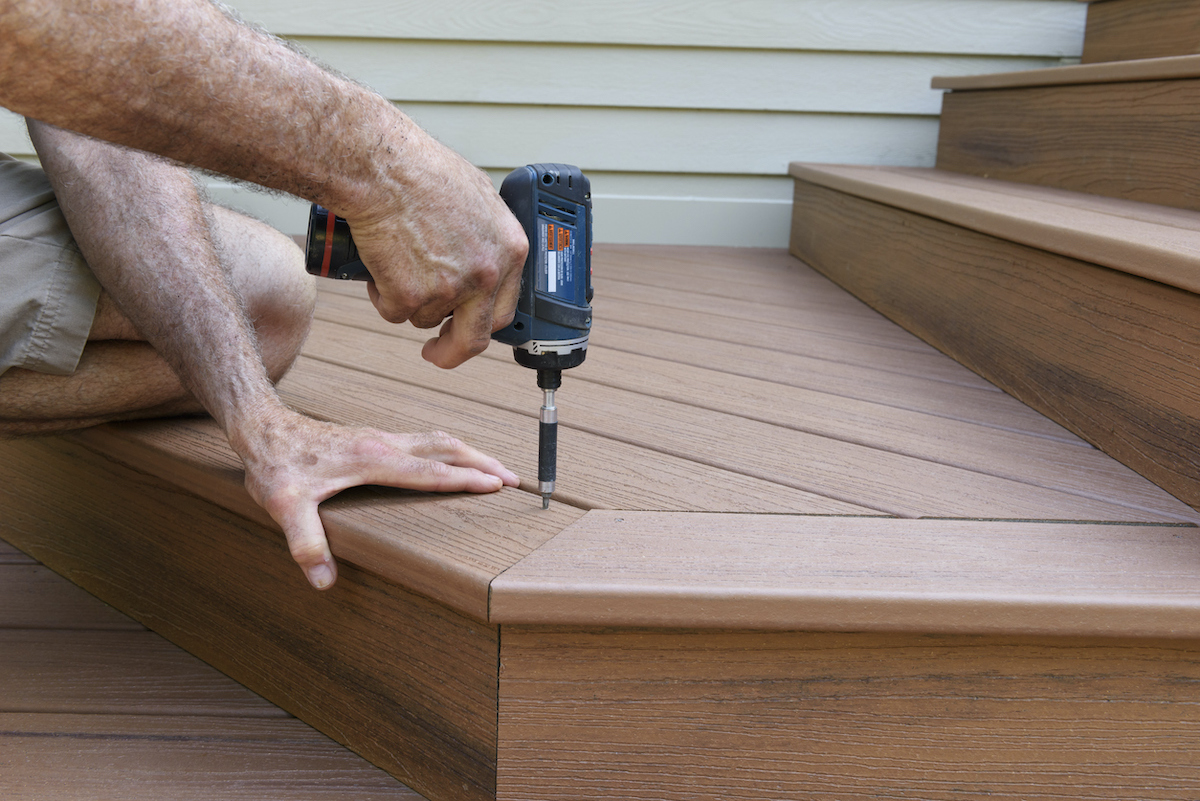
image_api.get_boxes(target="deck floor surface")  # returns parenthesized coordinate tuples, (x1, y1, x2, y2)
(2, 245, 1195, 797)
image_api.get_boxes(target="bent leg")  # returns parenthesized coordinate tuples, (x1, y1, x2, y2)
(0, 205, 314, 436)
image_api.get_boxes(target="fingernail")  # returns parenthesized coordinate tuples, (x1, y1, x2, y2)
(504, 470, 520, 486)
(307, 562, 335, 590)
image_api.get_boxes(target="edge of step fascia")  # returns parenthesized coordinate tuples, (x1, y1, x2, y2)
(65, 420, 585, 622)
(789, 163, 1200, 296)
(490, 511, 1200, 639)
(933, 53, 1200, 91)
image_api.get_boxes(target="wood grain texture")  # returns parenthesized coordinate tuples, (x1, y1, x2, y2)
(1083, 0, 1200, 62)
(0, 630, 287, 717)
(0, 538, 33, 563)
(790, 163, 1200, 295)
(317, 280, 994, 392)
(936, 78, 1200, 212)
(305, 315, 1194, 522)
(0, 435, 499, 801)
(0, 564, 145, 630)
(497, 628, 1200, 800)
(0, 713, 424, 800)
(69, 417, 583, 622)
(491, 512, 1200, 637)
(594, 318, 1083, 442)
(790, 179, 1200, 512)
(291, 331, 872, 516)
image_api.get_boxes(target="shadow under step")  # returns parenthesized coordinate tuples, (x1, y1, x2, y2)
(933, 54, 1200, 212)
(789, 162, 1200, 511)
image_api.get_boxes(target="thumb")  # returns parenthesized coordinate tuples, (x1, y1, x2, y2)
(274, 495, 338, 590)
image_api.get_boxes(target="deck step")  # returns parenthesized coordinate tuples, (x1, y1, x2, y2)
(932, 56, 1200, 211)
(789, 163, 1200, 510)
(6, 247, 1200, 799)
(1082, 0, 1200, 63)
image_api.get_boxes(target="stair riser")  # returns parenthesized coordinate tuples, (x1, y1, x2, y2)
(0, 436, 499, 801)
(498, 628, 1200, 801)
(1084, 0, 1200, 63)
(790, 179, 1200, 510)
(937, 79, 1200, 212)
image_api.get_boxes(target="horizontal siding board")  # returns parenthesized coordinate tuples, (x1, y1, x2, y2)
(0, 108, 938, 175)
(235, 0, 1085, 57)
(0, 1, 1087, 245)
(298, 38, 1063, 116)
(399, 104, 941, 174)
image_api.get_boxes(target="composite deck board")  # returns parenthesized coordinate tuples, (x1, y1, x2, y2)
(9, 243, 1199, 798)
(0, 438, 495, 800)
(597, 269, 941, 353)
(302, 316, 1195, 522)
(1082, 0, 1200, 63)
(0, 630, 289, 717)
(790, 179, 1200, 512)
(69, 418, 586, 621)
(936, 78, 1200, 213)
(497, 628, 1200, 801)
(933, 53, 1200, 90)
(0, 540, 33, 564)
(0, 713, 425, 800)
(0, 564, 145, 631)
(592, 319, 1085, 444)
(790, 163, 1200, 296)
(491, 513, 1200, 637)
(317, 265, 996, 391)
(0, 536, 425, 800)
(280, 357, 866, 516)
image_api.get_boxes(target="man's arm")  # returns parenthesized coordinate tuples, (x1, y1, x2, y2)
(0, 0, 526, 367)
(28, 121, 519, 590)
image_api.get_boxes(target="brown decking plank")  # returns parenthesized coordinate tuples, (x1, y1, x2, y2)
(791, 178, 1200, 512)
(302, 319, 1189, 522)
(316, 270, 998, 392)
(0, 435, 499, 801)
(936, 78, 1200, 213)
(71, 417, 583, 622)
(790, 163, 1200, 296)
(0, 564, 145, 631)
(598, 274, 939, 354)
(593, 319, 1084, 444)
(0, 538, 34, 564)
(0, 713, 424, 800)
(1083, 0, 1200, 63)
(933, 53, 1200, 90)
(0, 630, 288, 717)
(563, 344, 1182, 517)
(280, 355, 868, 516)
(496, 628, 1200, 801)
(491, 513, 1200, 637)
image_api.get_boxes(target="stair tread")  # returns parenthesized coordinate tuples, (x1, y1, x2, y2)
(933, 53, 1200, 91)
(789, 162, 1200, 294)
(18, 244, 1195, 639)
(491, 513, 1200, 638)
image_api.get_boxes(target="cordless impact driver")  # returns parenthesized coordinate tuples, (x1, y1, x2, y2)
(304, 163, 593, 509)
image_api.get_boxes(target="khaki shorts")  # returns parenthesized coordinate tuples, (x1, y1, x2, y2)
(0, 153, 100, 378)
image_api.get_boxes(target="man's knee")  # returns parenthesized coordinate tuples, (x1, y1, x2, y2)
(209, 205, 316, 381)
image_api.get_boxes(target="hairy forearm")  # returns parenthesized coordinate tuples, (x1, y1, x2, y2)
(27, 121, 278, 433)
(0, 0, 403, 217)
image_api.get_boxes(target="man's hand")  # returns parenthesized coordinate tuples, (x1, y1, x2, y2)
(235, 406, 520, 590)
(349, 132, 528, 369)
